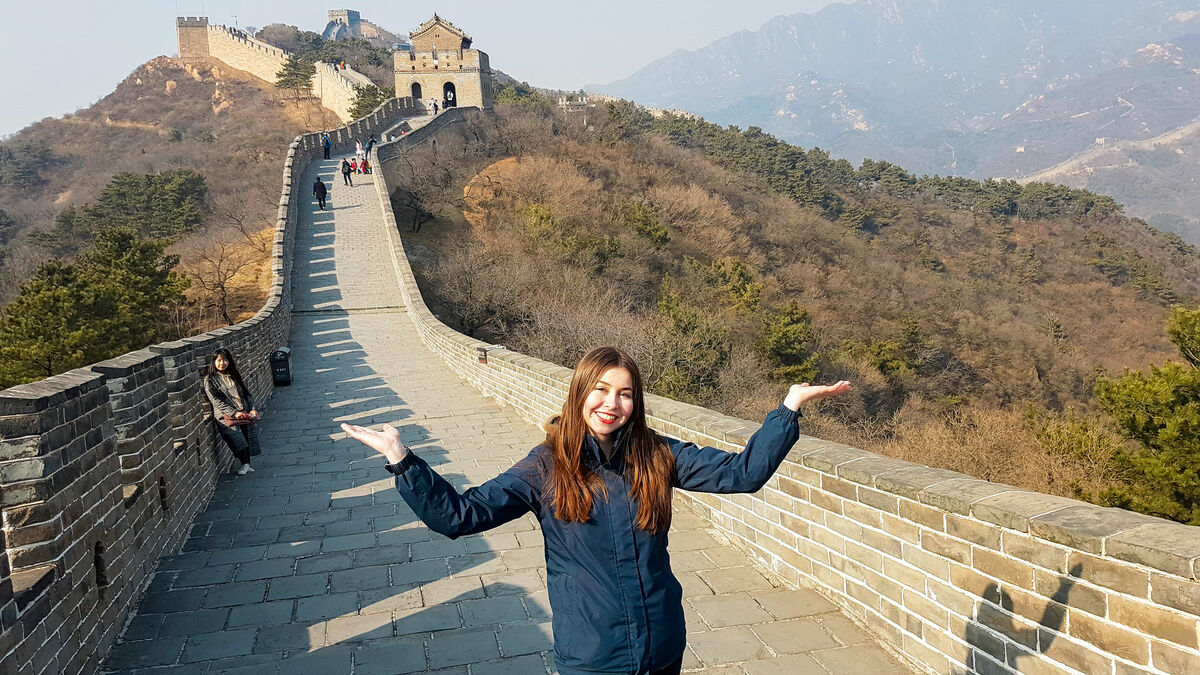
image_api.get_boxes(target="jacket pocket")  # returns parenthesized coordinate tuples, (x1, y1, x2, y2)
(548, 571, 575, 659)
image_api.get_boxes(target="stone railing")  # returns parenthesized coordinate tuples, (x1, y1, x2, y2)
(0, 99, 414, 674)
(373, 119, 1200, 673)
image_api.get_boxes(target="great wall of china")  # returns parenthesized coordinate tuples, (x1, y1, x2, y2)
(0, 14, 1198, 675)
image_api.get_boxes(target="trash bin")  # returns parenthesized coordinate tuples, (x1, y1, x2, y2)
(270, 347, 292, 386)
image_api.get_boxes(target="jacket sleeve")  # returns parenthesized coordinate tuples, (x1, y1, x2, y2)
(389, 447, 542, 539)
(670, 404, 801, 494)
(202, 376, 238, 419)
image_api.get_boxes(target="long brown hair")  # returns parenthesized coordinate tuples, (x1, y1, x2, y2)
(545, 346, 675, 533)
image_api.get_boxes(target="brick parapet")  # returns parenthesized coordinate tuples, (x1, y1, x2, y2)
(373, 120, 1200, 673)
(0, 94, 412, 674)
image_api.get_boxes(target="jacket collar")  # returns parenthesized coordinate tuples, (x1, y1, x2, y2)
(583, 424, 630, 469)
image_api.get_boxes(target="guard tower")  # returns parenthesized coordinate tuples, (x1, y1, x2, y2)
(176, 17, 211, 62)
(322, 9, 362, 41)
(394, 15, 493, 110)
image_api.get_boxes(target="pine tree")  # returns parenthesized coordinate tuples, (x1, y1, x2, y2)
(350, 85, 395, 120)
(0, 228, 189, 388)
(1094, 305, 1200, 523)
(275, 54, 316, 102)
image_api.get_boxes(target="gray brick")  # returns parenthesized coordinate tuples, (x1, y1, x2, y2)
(105, 638, 185, 669)
(427, 627, 501, 668)
(236, 557, 297, 581)
(297, 551, 354, 574)
(331, 565, 389, 593)
(179, 628, 256, 663)
(322, 532, 376, 552)
(497, 621, 553, 656)
(296, 591, 360, 621)
(159, 608, 230, 637)
(266, 572, 329, 600)
(227, 600, 295, 628)
(204, 581, 268, 608)
(460, 595, 529, 626)
(353, 636, 427, 674)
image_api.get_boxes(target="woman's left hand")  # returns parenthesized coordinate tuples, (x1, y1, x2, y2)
(783, 381, 852, 411)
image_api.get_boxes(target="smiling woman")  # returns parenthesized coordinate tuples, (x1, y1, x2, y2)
(341, 345, 850, 675)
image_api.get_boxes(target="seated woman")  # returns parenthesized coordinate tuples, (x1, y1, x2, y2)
(202, 348, 262, 475)
(343, 345, 850, 675)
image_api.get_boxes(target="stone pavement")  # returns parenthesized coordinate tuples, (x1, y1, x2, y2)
(102, 152, 912, 674)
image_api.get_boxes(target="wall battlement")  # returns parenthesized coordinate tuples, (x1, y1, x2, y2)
(174, 17, 372, 121)
(0, 97, 415, 674)
(373, 113, 1200, 674)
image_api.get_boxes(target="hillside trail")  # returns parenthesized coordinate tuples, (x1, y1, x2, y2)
(101, 148, 911, 674)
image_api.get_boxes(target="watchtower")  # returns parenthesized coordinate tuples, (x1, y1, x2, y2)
(323, 9, 362, 41)
(394, 15, 493, 111)
(176, 16, 211, 62)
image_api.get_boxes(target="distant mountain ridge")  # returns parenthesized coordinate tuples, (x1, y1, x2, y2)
(593, 0, 1200, 238)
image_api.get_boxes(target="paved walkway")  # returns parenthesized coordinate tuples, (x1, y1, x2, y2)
(102, 152, 911, 674)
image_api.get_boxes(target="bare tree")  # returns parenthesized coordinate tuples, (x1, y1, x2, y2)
(181, 227, 255, 326)
(211, 186, 276, 253)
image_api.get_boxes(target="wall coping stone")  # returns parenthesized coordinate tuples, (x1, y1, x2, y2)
(802, 445, 877, 474)
(90, 349, 159, 377)
(873, 465, 970, 500)
(917, 478, 1018, 516)
(969, 491, 1078, 532)
(1107, 523, 1200, 578)
(1028, 504, 1163, 554)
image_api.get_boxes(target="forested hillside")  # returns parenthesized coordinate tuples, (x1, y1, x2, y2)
(0, 56, 334, 387)
(398, 92, 1200, 522)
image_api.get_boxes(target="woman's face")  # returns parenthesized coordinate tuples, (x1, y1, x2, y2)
(214, 355, 229, 372)
(582, 366, 635, 442)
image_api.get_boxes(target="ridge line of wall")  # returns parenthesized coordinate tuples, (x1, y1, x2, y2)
(372, 117, 1200, 674)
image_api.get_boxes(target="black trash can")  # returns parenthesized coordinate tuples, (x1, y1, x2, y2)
(270, 347, 293, 386)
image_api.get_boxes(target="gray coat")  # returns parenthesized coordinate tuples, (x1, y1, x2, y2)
(203, 373, 254, 420)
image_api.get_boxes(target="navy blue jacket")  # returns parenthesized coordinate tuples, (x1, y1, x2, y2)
(387, 404, 801, 674)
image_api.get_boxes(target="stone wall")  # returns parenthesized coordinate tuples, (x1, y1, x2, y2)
(311, 62, 374, 123)
(205, 25, 287, 86)
(175, 18, 377, 122)
(0, 99, 414, 675)
(373, 117, 1200, 674)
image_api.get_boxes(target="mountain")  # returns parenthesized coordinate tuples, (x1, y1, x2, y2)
(593, 0, 1200, 237)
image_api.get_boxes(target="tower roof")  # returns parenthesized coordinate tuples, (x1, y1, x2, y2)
(410, 14, 472, 48)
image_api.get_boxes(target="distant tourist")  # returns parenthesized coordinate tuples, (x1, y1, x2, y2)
(321, 132, 332, 159)
(355, 139, 365, 161)
(350, 158, 359, 174)
(342, 346, 851, 675)
(366, 135, 377, 154)
(341, 158, 353, 186)
(203, 349, 262, 476)
(360, 158, 371, 174)
(312, 177, 328, 210)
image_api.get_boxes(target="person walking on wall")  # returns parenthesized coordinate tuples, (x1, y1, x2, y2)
(341, 158, 353, 186)
(321, 132, 332, 159)
(312, 177, 328, 210)
(366, 135, 376, 155)
(355, 140, 365, 162)
(204, 348, 263, 476)
(342, 346, 851, 675)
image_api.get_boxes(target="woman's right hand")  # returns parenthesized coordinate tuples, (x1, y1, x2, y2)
(341, 423, 409, 464)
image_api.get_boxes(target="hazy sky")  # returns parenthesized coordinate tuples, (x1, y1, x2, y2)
(0, 1, 843, 137)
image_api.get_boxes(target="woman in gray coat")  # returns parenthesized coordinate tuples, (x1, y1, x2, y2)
(202, 348, 262, 475)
